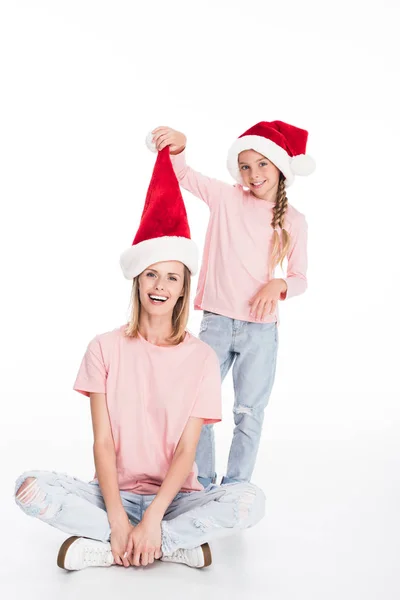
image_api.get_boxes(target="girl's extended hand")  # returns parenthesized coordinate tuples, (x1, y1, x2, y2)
(125, 515, 163, 567)
(249, 279, 287, 320)
(152, 126, 186, 155)
(110, 518, 135, 567)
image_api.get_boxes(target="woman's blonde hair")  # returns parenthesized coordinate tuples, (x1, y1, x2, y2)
(125, 265, 191, 345)
(270, 174, 291, 272)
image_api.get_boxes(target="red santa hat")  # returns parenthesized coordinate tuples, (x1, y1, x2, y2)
(120, 147, 198, 279)
(227, 120, 315, 187)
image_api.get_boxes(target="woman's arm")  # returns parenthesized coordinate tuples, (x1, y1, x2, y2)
(90, 392, 132, 566)
(90, 393, 126, 524)
(125, 416, 203, 566)
(145, 416, 203, 520)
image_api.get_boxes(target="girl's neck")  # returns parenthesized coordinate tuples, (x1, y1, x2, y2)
(138, 313, 175, 347)
(250, 188, 278, 204)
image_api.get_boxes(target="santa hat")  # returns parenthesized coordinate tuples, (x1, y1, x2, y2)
(120, 147, 198, 279)
(227, 120, 315, 187)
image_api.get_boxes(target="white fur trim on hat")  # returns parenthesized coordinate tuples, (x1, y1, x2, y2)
(227, 135, 315, 187)
(120, 236, 198, 279)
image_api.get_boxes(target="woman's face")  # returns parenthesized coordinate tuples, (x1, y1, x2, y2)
(138, 260, 185, 316)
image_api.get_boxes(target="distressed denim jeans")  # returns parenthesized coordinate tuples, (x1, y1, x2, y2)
(14, 471, 265, 555)
(197, 311, 278, 486)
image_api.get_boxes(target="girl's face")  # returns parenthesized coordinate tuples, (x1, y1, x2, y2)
(138, 260, 185, 317)
(238, 149, 281, 200)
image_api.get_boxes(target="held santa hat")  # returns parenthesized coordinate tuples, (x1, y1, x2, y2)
(120, 146, 198, 279)
(227, 120, 316, 187)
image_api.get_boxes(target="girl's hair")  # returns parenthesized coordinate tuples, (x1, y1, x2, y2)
(270, 174, 291, 271)
(125, 266, 191, 345)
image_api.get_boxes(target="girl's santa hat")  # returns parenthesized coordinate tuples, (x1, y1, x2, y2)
(120, 147, 198, 279)
(227, 120, 316, 187)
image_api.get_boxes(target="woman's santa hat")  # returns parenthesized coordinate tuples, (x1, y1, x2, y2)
(227, 120, 315, 187)
(120, 147, 198, 279)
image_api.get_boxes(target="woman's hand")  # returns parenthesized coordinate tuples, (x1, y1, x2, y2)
(110, 517, 134, 567)
(249, 279, 287, 320)
(152, 126, 186, 155)
(125, 514, 162, 567)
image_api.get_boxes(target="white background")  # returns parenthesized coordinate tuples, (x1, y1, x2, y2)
(0, 1, 399, 598)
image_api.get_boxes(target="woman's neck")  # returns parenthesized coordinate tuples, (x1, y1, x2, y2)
(138, 313, 175, 346)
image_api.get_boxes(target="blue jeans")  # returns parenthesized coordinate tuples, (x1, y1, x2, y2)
(14, 471, 265, 555)
(197, 311, 278, 486)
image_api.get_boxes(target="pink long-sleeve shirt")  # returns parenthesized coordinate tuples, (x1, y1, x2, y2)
(171, 151, 308, 324)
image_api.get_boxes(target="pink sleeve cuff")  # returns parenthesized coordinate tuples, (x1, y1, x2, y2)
(170, 150, 187, 179)
(281, 276, 307, 300)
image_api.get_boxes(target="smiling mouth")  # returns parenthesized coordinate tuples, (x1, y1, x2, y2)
(148, 294, 168, 304)
(251, 181, 266, 189)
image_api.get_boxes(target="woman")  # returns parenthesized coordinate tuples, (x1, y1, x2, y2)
(14, 148, 265, 571)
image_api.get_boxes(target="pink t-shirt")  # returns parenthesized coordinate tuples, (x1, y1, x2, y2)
(74, 326, 221, 494)
(171, 152, 308, 323)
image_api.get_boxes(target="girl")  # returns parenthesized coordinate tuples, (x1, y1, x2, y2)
(151, 122, 315, 487)
(14, 147, 265, 571)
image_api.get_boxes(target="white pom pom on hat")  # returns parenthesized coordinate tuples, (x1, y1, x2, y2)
(290, 153, 316, 176)
(145, 131, 157, 153)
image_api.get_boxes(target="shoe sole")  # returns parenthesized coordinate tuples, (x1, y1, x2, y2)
(201, 543, 212, 568)
(57, 536, 80, 570)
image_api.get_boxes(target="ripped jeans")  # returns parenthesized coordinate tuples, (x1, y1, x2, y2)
(14, 471, 265, 555)
(197, 311, 278, 486)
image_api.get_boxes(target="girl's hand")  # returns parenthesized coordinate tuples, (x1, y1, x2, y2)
(152, 126, 186, 155)
(249, 279, 287, 320)
(125, 515, 162, 567)
(110, 518, 134, 567)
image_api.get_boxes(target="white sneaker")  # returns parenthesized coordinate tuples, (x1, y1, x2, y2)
(161, 543, 212, 568)
(57, 536, 114, 571)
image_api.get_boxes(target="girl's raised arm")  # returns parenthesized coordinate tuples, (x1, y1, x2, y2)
(152, 126, 234, 208)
